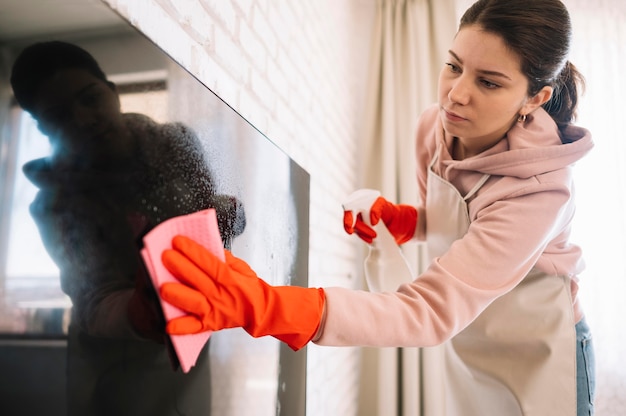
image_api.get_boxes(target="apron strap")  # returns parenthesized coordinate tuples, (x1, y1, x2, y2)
(463, 174, 490, 201)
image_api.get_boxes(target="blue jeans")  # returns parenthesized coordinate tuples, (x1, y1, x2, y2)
(577, 317, 596, 416)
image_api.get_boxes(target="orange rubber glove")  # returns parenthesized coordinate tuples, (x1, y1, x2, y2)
(159, 235, 325, 351)
(343, 196, 417, 245)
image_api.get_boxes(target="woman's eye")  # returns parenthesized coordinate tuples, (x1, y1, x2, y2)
(80, 92, 101, 106)
(445, 62, 460, 73)
(480, 79, 500, 89)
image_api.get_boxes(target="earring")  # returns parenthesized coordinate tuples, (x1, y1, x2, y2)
(518, 113, 527, 123)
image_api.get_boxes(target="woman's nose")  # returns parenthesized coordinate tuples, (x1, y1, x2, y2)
(72, 104, 97, 127)
(448, 77, 471, 105)
(69, 105, 101, 137)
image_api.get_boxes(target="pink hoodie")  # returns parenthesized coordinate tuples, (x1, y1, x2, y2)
(316, 104, 593, 347)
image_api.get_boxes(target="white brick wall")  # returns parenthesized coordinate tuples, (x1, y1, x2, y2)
(103, 1, 376, 415)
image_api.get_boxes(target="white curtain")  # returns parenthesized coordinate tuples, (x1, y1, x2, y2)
(564, 1, 626, 414)
(359, 1, 456, 415)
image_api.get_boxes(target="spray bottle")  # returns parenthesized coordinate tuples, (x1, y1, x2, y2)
(343, 189, 414, 293)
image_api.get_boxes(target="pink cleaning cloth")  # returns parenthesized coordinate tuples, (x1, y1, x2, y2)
(141, 208, 224, 373)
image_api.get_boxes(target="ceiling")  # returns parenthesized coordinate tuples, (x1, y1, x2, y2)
(0, 0, 126, 42)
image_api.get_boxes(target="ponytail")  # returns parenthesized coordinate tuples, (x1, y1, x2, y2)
(541, 61, 586, 132)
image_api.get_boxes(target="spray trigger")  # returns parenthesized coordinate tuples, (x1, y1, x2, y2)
(342, 188, 381, 228)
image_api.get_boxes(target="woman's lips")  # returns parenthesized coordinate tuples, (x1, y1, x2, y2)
(443, 108, 467, 122)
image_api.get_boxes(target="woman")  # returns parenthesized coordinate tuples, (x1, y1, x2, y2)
(156, 0, 595, 414)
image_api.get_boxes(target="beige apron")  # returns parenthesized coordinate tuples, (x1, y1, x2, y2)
(422, 149, 577, 416)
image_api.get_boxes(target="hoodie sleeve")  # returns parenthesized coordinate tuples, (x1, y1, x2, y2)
(315, 160, 578, 347)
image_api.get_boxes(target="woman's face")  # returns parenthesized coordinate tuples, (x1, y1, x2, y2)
(438, 25, 548, 158)
(32, 68, 130, 167)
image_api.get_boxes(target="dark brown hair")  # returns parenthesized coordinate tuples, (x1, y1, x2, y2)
(10, 41, 109, 114)
(460, 0, 584, 132)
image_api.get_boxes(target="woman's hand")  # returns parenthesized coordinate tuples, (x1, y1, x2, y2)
(343, 196, 417, 245)
(159, 235, 325, 351)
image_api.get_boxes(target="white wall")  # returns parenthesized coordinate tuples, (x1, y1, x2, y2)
(102, 1, 376, 415)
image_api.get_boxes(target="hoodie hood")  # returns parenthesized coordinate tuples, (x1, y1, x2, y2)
(24, 157, 84, 191)
(22, 113, 162, 194)
(23, 149, 143, 196)
(442, 108, 593, 179)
